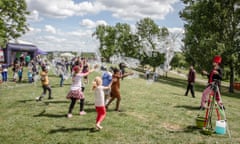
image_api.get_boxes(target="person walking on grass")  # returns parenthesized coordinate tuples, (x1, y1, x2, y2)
(105, 68, 133, 112)
(36, 66, 52, 101)
(92, 76, 110, 130)
(66, 65, 96, 118)
(184, 65, 196, 98)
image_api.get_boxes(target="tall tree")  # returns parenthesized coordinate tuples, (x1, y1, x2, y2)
(136, 18, 167, 70)
(0, 0, 29, 47)
(93, 23, 141, 61)
(180, 0, 240, 92)
(93, 25, 116, 61)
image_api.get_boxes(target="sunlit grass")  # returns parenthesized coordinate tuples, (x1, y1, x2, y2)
(0, 68, 239, 144)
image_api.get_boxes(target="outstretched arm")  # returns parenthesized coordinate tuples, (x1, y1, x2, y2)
(121, 71, 134, 78)
(81, 64, 98, 77)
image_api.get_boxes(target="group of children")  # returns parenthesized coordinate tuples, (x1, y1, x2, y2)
(66, 61, 133, 130)
(36, 57, 133, 130)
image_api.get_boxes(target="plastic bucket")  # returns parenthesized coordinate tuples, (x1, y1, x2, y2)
(215, 120, 226, 134)
(196, 116, 205, 128)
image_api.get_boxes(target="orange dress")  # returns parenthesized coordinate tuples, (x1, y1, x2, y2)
(110, 74, 121, 98)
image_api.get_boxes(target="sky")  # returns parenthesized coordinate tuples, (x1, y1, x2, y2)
(19, 0, 185, 52)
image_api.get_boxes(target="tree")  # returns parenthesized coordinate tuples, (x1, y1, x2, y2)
(170, 52, 187, 69)
(0, 0, 29, 47)
(136, 18, 168, 70)
(93, 18, 169, 70)
(93, 23, 142, 61)
(114, 23, 141, 58)
(93, 25, 116, 61)
(180, 0, 240, 92)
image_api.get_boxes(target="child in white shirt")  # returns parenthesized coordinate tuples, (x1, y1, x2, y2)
(92, 76, 110, 130)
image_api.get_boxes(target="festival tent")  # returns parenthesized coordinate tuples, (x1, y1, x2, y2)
(3, 43, 39, 65)
(37, 48, 48, 55)
(60, 52, 74, 58)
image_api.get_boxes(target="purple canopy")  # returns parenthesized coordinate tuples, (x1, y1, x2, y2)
(37, 49, 48, 55)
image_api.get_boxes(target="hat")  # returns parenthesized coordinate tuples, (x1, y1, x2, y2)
(213, 55, 222, 64)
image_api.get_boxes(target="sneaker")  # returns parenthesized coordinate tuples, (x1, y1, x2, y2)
(96, 124, 103, 130)
(35, 96, 41, 101)
(67, 113, 72, 118)
(79, 111, 87, 115)
(48, 97, 53, 100)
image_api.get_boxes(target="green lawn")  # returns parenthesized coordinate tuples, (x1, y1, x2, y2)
(0, 68, 239, 144)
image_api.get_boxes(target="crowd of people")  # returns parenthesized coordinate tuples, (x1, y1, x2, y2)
(0, 54, 225, 130)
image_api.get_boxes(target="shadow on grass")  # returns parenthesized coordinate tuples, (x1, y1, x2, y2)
(174, 105, 200, 111)
(44, 100, 68, 104)
(18, 99, 35, 103)
(166, 125, 201, 134)
(137, 70, 240, 99)
(34, 110, 66, 118)
(49, 127, 100, 134)
(183, 125, 201, 133)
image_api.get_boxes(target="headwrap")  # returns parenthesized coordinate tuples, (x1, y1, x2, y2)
(213, 55, 222, 64)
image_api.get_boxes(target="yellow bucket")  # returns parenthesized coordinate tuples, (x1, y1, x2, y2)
(195, 116, 205, 128)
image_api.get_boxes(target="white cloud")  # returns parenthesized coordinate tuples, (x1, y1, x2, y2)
(98, 0, 179, 20)
(45, 25, 57, 34)
(21, 0, 183, 52)
(21, 27, 98, 52)
(27, 10, 43, 22)
(26, 0, 105, 18)
(80, 19, 108, 29)
(26, 0, 179, 21)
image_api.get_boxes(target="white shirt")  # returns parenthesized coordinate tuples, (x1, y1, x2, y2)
(94, 86, 105, 106)
(71, 73, 83, 90)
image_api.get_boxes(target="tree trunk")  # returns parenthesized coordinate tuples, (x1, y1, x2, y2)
(229, 63, 234, 93)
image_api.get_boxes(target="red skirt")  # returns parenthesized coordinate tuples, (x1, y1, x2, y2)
(66, 89, 84, 99)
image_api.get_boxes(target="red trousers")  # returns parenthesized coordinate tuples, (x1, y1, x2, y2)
(96, 106, 106, 124)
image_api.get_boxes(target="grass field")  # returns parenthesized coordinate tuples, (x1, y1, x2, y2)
(0, 67, 239, 144)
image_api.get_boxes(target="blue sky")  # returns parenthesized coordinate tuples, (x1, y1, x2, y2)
(20, 0, 185, 52)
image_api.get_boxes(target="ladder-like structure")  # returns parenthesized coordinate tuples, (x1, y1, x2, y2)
(203, 80, 232, 140)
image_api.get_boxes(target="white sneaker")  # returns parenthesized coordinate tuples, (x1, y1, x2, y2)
(79, 111, 87, 115)
(67, 114, 72, 118)
(35, 96, 41, 101)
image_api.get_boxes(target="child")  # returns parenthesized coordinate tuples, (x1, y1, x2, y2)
(17, 65, 23, 82)
(1, 63, 8, 82)
(92, 76, 110, 130)
(36, 66, 52, 101)
(200, 55, 224, 110)
(102, 67, 113, 105)
(66, 65, 95, 118)
(105, 68, 133, 112)
(82, 59, 89, 84)
(27, 69, 33, 83)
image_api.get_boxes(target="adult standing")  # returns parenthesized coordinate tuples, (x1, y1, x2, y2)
(184, 65, 196, 98)
(200, 55, 224, 110)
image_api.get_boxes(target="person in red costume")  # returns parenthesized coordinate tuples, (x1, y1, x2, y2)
(200, 55, 224, 110)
